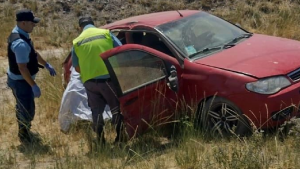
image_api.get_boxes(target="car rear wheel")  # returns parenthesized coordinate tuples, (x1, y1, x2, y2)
(196, 97, 252, 137)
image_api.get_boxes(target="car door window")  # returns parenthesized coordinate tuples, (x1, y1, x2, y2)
(108, 50, 166, 93)
(129, 31, 174, 56)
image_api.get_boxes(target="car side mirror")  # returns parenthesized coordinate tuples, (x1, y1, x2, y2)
(167, 65, 178, 92)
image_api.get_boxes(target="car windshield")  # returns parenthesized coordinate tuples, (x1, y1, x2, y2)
(156, 12, 249, 59)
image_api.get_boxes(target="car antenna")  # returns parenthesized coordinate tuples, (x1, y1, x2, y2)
(176, 10, 183, 17)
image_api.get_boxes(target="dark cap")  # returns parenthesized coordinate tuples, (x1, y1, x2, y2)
(78, 16, 94, 28)
(16, 9, 40, 23)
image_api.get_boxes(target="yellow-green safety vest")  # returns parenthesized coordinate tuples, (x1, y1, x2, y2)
(73, 28, 113, 83)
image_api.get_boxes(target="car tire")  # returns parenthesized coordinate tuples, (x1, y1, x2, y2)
(196, 97, 252, 137)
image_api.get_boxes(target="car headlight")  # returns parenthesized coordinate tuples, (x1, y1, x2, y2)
(246, 76, 291, 94)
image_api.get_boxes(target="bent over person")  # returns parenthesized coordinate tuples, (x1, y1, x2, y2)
(6, 9, 57, 144)
(72, 16, 123, 144)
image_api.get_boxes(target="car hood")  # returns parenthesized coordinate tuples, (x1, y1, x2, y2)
(194, 34, 300, 78)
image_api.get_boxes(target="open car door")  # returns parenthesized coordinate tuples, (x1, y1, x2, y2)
(101, 44, 182, 138)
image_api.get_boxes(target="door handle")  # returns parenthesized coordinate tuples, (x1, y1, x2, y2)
(124, 96, 138, 106)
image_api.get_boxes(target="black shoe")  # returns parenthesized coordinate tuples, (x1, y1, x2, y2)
(114, 133, 123, 144)
(28, 131, 42, 143)
(19, 129, 42, 144)
(18, 129, 32, 144)
(96, 133, 106, 145)
(114, 119, 125, 144)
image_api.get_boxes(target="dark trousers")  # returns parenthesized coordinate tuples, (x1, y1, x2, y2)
(7, 76, 35, 139)
(84, 79, 122, 141)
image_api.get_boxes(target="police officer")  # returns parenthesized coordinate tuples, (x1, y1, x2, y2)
(72, 16, 123, 145)
(7, 9, 57, 144)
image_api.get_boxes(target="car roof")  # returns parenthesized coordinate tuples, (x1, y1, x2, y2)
(102, 10, 201, 29)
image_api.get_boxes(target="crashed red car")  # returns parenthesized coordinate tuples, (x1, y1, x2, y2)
(63, 10, 300, 137)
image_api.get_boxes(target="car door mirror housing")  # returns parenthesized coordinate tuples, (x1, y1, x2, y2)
(167, 65, 178, 92)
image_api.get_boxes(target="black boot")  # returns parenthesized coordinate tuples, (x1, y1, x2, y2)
(18, 127, 31, 144)
(96, 132, 105, 145)
(114, 114, 124, 144)
(95, 124, 106, 146)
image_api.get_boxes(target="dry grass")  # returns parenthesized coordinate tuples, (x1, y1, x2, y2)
(1, 0, 300, 168)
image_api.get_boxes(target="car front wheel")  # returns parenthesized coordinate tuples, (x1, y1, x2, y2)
(196, 97, 251, 137)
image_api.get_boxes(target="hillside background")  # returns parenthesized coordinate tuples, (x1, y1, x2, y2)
(1, 0, 300, 169)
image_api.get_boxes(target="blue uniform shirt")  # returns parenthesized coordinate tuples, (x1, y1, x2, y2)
(71, 24, 122, 79)
(7, 26, 36, 80)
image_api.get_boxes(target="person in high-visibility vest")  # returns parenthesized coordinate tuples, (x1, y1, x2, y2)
(71, 16, 123, 145)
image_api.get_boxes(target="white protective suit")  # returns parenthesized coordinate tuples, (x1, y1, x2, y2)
(58, 67, 112, 132)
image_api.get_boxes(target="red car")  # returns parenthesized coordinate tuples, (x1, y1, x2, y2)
(63, 10, 300, 137)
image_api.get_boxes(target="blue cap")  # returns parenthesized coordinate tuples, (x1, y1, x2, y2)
(16, 9, 40, 23)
